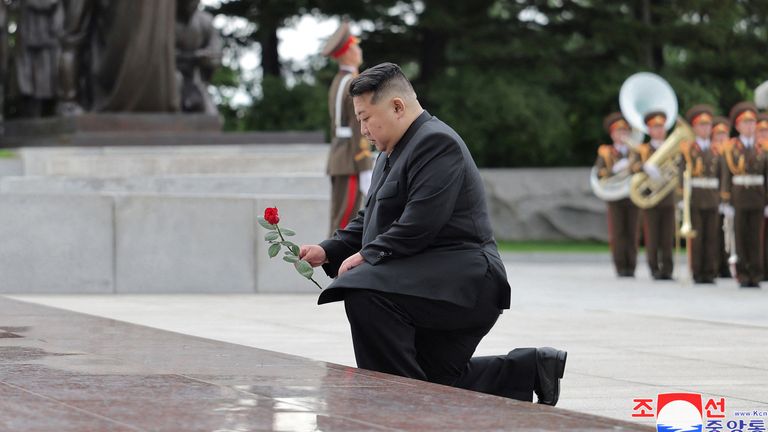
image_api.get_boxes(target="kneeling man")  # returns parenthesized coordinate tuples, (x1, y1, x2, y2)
(300, 62, 567, 405)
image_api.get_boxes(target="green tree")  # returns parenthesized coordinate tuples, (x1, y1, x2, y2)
(208, 0, 768, 166)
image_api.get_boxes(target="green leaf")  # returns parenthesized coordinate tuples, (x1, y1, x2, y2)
(294, 260, 314, 279)
(281, 240, 297, 250)
(280, 228, 296, 236)
(283, 255, 299, 263)
(290, 245, 300, 256)
(257, 216, 275, 230)
(268, 243, 281, 258)
(265, 231, 279, 241)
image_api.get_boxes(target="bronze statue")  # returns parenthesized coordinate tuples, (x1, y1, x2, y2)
(56, 0, 95, 115)
(15, 0, 63, 117)
(55, 0, 179, 113)
(175, 0, 221, 114)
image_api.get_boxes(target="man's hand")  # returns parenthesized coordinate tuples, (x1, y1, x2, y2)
(299, 245, 327, 267)
(338, 252, 365, 276)
(720, 203, 735, 218)
(643, 163, 662, 180)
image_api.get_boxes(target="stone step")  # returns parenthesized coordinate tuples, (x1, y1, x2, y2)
(0, 174, 330, 196)
(19, 144, 330, 176)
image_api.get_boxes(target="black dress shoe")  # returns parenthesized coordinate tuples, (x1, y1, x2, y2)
(695, 278, 715, 284)
(534, 347, 567, 406)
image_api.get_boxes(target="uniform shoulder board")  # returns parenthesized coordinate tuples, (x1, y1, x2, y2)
(639, 143, 652, 159)
(598, 144, 613, 159)
(723, 137, 737, 152)
(679, 140, 691, 154)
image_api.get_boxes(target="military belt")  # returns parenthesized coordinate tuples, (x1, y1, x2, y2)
(733, 175, 764, 186)
(690, 177, 719, 189)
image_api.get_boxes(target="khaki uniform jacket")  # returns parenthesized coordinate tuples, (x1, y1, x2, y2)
(327, 70, 373, 176)
(721, 138, 768, 210)
(680, 140, 721, 209)
(594, 144, 635, 180)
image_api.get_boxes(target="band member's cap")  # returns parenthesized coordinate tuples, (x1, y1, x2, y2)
(644, 111, 667, 127)
(321, 21, 359, 59)
(729, 101, 758, 125)
(711, 116, 730, 135)
(757, 113, 768, 131)
(603, 112, 629, 134)
(685, 104, 714, 126)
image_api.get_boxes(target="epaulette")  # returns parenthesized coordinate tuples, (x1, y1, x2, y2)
(760, 139, 768, 153)
(723, 137, 737, 152)
(679, 140, 691, 155)
(597, 144, 613, 159)
(639, 143, 652, 161)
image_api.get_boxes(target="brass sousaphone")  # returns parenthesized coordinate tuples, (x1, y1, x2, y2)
(619, 72, 694, 210)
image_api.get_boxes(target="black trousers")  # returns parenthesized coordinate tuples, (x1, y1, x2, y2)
(643, 205, 676, 278)
(607, 198, 639, 275)
(735, 208, 764, 284)
(689, 207, 719, 281)
(343, 289, 537, 401)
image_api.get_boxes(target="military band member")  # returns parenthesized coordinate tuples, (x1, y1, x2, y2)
(632, 111, 676, 280)
(711, 116, 733, 278)
(680, 105, 720, 283)
(321, 21, 374, 236)
(721, 102, 768, 288)
(757, 113, 768, 281)
(594, 112, 639, 277)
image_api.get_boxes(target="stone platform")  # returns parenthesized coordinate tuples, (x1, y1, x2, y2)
(0, 296, 650, 431)
(0, 113, 324, 147)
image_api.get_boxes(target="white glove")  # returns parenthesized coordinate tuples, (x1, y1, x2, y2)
(676, 200, 685, 211)
(359, 169, 373, 196)
(764, 205, 768, 218)
(643, 163, 662, 180)
(611, 158, 630, 174)
(720, 204, 735, 218)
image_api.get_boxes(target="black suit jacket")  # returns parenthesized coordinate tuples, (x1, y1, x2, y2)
(318, 111, 511, 310)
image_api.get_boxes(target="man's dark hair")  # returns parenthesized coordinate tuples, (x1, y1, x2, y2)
(349, 62, 416, 103)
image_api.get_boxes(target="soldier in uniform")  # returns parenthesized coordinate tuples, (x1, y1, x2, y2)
(721, 102, 768, 288)
(632, 111, 676, 280)
(711, 116, 733, 278)
(757, 113, 768, 282)
(594, 112, 639, 277)
(321, 21, 374, 236)
(679, 105, 720, 283)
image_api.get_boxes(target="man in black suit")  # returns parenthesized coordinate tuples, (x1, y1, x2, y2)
(300, 62, 566, 405)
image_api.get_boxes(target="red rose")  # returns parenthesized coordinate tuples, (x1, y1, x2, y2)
(264, 207, 280, 225)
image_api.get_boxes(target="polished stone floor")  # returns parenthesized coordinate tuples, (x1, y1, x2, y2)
(0, 296, 649, 431)
(10, 253, 768, 429)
